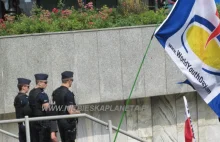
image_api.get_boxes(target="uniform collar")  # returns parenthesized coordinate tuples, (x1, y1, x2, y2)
(18, 92, 26, 95)
(35, 88, 44, 91)
(61, 86, 69, 89)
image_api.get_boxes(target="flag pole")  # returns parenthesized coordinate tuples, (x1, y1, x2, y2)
(113, 25, 159, 142)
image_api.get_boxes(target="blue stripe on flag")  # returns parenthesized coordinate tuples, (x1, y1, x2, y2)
(194, 16, 215, 31)
(155, 0, 195, 47)
(208, 94, 220, 116)
(202, 68, 220, 76)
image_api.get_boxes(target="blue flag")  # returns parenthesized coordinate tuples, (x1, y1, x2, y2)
(155, 0, 220, 116)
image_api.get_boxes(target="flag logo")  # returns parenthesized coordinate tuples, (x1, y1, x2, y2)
(183, 15, 220, 74)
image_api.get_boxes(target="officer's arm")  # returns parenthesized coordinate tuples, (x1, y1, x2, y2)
(42, 103, 50, 111)
(51, 132, 58, 142)
(65, 93, 80, 114)
(14, 96, 21, 107)
(39, 93, 50, 111)
(67, 105, 80, 114)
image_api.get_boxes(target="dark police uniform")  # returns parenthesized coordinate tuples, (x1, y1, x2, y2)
(14, 78, 31, 142)
(52, 71, 78, 142)
(28, 74, 51, 142)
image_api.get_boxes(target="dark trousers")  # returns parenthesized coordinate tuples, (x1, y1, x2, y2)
(18, 124, 26, 142)
(58, 119, 76, 142)
(30, 121, 51, 142)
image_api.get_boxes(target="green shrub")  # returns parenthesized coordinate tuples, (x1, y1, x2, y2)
(0, 2, 167, 36)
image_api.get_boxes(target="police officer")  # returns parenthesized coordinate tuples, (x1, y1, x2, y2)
(14, 78, 31, 142)
(52, 71, 80, 142)
(28, 73, 57, 142)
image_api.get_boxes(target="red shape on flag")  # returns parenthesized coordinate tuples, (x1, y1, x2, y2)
(185, 118, 193, 142)
(205, 10, 220, 48)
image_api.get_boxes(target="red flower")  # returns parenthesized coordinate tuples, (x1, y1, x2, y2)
(52, 8, 59, 13)
(88, 22, 93, 25)
(1, 23, 6, 29)
(61, 10, 72, 17)
(122, 2, 126, 6)
(109, 8, 113, 13)
(0, 19, 4, 24)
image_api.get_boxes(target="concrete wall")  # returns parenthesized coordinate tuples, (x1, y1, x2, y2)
(2, 26, 216, 142)
(0, 92, 219, 142)
(0, 25, 193, 114)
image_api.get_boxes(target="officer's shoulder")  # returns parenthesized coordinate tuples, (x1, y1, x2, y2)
(14, 93, 19, 98)
(29, 88, 35, 93)
(39, 91, 47, 96)
(59, 86, 70, 92)
(18, 94, 28, 100)
(55, 86, 63, 91)
(65, 90, 73, 96)
(14, 94, 20, 102)
(29, 88, 40, 95)
(20, 94, 28, 98)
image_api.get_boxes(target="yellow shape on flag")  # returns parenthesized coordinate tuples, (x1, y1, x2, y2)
(186, 25, 220, 70)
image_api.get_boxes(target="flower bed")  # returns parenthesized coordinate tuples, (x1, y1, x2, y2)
(0, 2, 167, 36)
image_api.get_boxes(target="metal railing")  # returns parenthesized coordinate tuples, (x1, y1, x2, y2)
(0, 113, 147, 142)
(0, 128, 18, 139)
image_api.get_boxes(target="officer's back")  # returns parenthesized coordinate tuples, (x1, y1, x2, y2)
(52, 71, 80, 142)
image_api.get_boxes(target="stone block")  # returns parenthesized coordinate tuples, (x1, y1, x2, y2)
(100, 101, 127, 142)
(91, 111, 102, 142)
(74, 32, 100, 104)
(97, 30, 123, 102)
(49, 34, 75, 89)
(198, 125, 220, 142)
(142, 27, 166, 97)
(77, 117, 94, 142)
(126, 100, 138, 142)
(1, 122, 18, 142)
(152, 95, 177, 142)
(120, 28, 145, 99)
(1, 37, 30, 113)
(137, 98, 152, 141)
(0, 40, 5, 113)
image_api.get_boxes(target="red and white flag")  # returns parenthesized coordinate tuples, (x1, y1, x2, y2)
(183, 96, 195, 142)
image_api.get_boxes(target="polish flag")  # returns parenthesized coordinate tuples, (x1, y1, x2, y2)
(183, 96, 195, 142)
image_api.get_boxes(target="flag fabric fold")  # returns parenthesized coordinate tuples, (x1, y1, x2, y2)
(178, 79, 195, 90)
(155, 0, 220, 116)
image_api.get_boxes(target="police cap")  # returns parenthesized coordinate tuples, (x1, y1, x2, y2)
(61, 71, 73, 79)
(34, 73, 48, 81)
(17, 78, 31, 85)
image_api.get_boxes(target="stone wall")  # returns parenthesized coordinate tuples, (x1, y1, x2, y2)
(0, 92, 219, 142)
(0, 26, 192, 113)
(1, 26, 217, 142)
